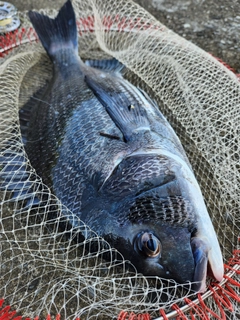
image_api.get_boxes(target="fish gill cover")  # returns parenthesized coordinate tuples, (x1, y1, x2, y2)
(0, 0, 239, 319)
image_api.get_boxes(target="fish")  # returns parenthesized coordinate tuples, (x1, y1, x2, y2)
(22, 0, 224, 292)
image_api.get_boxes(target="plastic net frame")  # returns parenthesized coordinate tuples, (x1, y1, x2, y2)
(0, 0, 239, 319)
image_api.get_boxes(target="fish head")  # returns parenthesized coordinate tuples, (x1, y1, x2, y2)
(115, 223, 212, 292)
(130, 224, 195, 285)
(112, 192, 217, 292)
(101, 155, 223, 292)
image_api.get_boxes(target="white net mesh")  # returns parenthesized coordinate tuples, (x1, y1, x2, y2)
(0, 0, 239, 319)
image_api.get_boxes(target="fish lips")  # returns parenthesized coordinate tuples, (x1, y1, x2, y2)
(157, 231, 218, 293)
(190, 237, 211, 293)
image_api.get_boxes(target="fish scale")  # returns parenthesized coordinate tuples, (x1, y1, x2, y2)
(59, 101, 126, 180)
(21, 0, 224, 292)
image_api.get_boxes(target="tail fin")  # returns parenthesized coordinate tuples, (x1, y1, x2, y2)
(28, 0, 78, 59)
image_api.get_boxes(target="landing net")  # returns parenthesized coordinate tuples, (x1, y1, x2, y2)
(0, 0, 239, 319)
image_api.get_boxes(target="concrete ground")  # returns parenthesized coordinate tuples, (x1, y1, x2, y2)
(9, 0, 240, 73)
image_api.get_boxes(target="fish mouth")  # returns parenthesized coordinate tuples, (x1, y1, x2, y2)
(191, 237, 208, 292)
(190, 237, 224, 293)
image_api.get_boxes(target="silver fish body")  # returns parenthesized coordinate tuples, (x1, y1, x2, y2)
(25, 0, 224, 292)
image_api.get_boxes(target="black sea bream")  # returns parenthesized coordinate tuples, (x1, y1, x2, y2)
(25, 0, 224, 291)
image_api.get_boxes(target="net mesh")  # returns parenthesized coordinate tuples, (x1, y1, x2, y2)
(0, 0, 239, 319)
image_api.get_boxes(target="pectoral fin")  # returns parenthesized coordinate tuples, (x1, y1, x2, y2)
(85, 73, 150, 142)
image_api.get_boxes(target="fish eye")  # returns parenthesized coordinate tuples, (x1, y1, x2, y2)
(137, 232, 161, 258)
